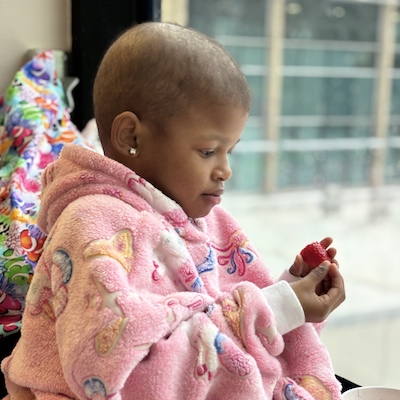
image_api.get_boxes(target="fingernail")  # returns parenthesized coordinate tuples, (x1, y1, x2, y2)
(317, 262, 329, 271)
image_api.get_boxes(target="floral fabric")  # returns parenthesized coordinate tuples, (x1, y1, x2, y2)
(0, 51, 86, 338)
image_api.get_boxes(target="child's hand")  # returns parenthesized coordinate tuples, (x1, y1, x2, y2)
(289, 262, 345, 323)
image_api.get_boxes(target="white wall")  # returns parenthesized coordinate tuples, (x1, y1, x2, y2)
(0, 0, 70, 94)
(161, 0, 188, 26)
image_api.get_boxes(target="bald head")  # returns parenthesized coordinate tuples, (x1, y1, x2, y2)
(93, 22, 251, 146)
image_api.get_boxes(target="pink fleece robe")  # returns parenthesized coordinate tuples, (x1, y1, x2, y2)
(1, 145, 341, 400)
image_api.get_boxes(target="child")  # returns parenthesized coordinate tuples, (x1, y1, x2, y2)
(1, 22, 345, 400)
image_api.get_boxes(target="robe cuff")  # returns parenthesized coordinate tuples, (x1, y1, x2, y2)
(261, 280, 305, 335)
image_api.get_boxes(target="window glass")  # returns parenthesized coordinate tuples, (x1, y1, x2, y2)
(162, 0, 400, 389)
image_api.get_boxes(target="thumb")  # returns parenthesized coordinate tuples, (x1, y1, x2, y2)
(304, 261, 330, 286)
(289, 254, 302, 276)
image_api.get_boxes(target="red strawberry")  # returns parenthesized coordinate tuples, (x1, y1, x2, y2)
(300, 241, 332, 268)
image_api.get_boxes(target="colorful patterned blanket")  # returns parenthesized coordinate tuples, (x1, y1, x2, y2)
(0, 51, 87, 338)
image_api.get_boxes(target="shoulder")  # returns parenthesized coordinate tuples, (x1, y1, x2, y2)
(48, 194, 164, 245)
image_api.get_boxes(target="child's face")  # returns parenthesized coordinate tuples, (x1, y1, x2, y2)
(133, 106, 248, 218)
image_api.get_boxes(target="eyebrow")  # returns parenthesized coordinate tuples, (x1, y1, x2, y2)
(199, 135, 241, 146)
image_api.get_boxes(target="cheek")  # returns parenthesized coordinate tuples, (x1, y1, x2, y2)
(173, 174, 200, 200)
(182, 168, 204, 186)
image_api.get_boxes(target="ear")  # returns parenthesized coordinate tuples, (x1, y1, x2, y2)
(110, 111, 141, 156)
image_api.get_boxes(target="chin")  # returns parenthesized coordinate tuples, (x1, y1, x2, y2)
(187, 207, 214, 219)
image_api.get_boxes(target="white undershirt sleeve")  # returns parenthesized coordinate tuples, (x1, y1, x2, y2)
(261, 277, 305, 335)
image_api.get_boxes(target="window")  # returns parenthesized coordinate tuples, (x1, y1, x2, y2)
(162, 0, 400, 388)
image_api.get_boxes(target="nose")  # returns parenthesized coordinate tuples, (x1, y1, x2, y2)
(213, 157, 232, 181)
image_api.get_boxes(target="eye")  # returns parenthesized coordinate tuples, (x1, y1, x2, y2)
(228, 145, 237, 156)
(200, 149, 215, 158)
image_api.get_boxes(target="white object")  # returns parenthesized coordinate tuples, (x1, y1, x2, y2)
(342, 386, 400, 400)
(81, 118, 104, 155)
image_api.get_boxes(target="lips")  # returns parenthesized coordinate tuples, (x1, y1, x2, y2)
(202, 189, 224, 206)
(206, 189, 224, 197)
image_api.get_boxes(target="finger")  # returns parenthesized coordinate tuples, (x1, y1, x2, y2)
(289, 254, 303, 277)
(331, 257, 340, 268)
(302, 261, 330, 288)
(315, 271, 332, 295)
(327, 248, 339, 268)
(315, 280, 325, 296)
(326, 246, 337, 259)
(322, 274, 332, 294)
(321, 264, 345, 307)
(319, 237, 333, 249)
(323, 241, 339, 268)
(328, 263, 344, 289)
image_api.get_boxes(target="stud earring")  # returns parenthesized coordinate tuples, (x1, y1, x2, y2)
(129, 147, 137, 156)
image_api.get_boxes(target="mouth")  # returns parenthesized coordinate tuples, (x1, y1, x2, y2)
(204, 189, 224, 197)
(202, 189, 224, 207)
